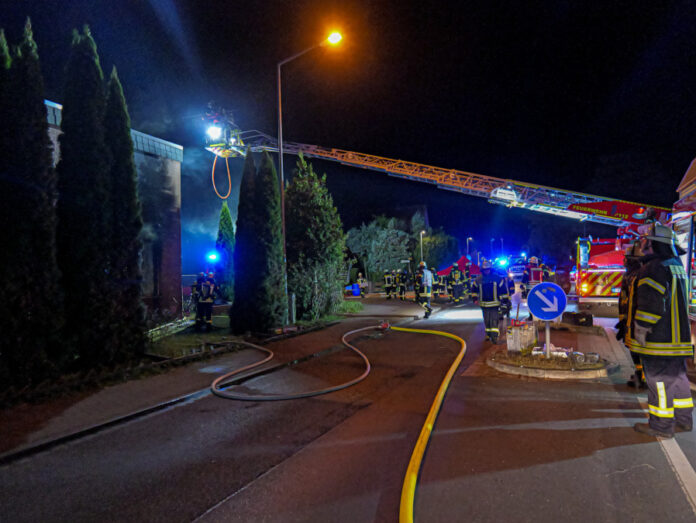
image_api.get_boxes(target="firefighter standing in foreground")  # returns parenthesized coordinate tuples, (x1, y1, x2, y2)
(627, 223, 693, 438)
(396, 269, 407, 301)
(471, 260, 509, 343)
(616, 241, 645, 388)
(417, 261, 433, 318)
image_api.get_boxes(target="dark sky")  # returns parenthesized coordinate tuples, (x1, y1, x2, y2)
(3, 0, 696, 271)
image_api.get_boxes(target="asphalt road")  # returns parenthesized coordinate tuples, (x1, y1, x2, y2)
(3, 299, 696, 522)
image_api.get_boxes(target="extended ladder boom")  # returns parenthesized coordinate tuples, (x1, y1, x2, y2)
(233, 131, 670, 228)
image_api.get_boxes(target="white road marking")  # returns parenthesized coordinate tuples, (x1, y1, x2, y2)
(659, 437, 696, 515)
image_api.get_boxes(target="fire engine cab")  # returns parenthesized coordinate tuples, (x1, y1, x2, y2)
(575, 237, 633, 315)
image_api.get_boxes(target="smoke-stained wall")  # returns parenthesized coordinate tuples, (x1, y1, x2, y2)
(46, 100, 183, 321)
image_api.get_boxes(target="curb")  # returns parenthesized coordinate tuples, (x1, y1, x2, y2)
(486, 356, 618, 380)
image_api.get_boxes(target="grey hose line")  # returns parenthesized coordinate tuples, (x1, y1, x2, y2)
(210, 324, 378, 401)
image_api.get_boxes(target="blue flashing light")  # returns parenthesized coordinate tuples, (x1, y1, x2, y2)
(206, 251, 219, 262)
(521, 252, 527, 258)
(497, 258, 509, 267)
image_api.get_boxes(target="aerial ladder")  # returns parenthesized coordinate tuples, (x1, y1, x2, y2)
(219, 130, 672, 228)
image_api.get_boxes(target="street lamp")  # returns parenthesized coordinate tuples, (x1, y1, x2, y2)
(500, 238, 504, 256)
(420, 230, 426, 262)
(466, 237, 473, 256)
(277, 31, 342, 323)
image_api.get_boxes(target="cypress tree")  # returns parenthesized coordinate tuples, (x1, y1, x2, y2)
(0, 20, 64, 389)
(215, 200, 235, 303)
(104, 67, 146, 361)
(56, 27, 112, 369)
(286, 153, 346, 320)
(254, 152, 287, 329)
(229, 151, 258, 332)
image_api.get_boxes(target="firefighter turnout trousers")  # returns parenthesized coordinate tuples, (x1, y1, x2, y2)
(482, 307, 500, 342)
(641, 356, 693, 433)
(419, 285, 433, 318)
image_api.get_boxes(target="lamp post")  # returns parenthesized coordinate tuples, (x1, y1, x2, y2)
(277, 31, 342, 323)
(500, 237, 504, 256)
(466, 237, 473, 256)
(420, 230, 426, 262)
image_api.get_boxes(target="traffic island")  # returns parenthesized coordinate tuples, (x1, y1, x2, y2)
(486, 349, 617, 380)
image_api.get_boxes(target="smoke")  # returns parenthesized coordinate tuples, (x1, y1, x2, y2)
(181, 147, 244, 272)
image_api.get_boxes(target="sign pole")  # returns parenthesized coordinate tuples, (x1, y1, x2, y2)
(545, 320, 551, 359)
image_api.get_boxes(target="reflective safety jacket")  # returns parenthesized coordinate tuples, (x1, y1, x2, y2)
(449, 269, 464, 286)
(627, 255, 693, 357)
(618, 263, 641, 323)
(471, 272, 509, 307)
(384, 273, 394, 286)
(197, 278, 217, 304)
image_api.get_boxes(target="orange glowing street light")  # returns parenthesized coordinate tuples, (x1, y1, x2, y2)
(277, 31, 343, 324)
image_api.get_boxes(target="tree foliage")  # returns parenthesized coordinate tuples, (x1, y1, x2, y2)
(286, 154, 346, 320)
(215, 200, 235, 302)
(104, 66, 146, 361)
(56, 26, 113, 368)
(0, 20, 63, 388)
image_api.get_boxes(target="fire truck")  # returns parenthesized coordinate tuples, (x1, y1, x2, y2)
(574, 237, 634, 315)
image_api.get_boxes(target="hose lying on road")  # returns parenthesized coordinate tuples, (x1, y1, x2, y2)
(210, 324, 380, 401)
(390, 326, 467, 523)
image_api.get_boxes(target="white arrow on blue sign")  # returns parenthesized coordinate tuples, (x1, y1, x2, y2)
(527, 282, 567, 321)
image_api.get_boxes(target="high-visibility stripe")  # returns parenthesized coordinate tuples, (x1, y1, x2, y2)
(657, 382, 667, 409)
(480, 301, 500, 307)
(671, 276, 679, 345)
(675, 397, 695, 408)
(639, 278, 666, 294)
(649, 405, 675, 418)
(635, 310, 661, 324)
(485, 327, 500, 333)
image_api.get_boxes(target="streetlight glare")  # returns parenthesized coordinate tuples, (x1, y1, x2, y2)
(327, 32, 342, 45)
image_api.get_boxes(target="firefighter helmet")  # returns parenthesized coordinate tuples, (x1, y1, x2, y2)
(207, 272, 214, 278)
(529, 256, 539, 265)
(419, 261, 426, 268)
(481, 260, 492, 269)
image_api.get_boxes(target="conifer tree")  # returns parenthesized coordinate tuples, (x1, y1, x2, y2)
(229, 151, 258, 332)
(286, 153, 346, 320)
(215, 200, 235, 302)
(254, 152, 287, 329)
(0, 20, 63, 388)
(56, 27, 112, 369)
(104, 67, 146, 361)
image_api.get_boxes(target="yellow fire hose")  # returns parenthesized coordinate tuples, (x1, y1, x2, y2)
(390, 326, 467, 523)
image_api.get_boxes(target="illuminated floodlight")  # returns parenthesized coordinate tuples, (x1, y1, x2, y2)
(206, 251, 219, 262)
(498, 258, 509, 267)
(327, 32, 342, 45)
(207, 125, 223, 140)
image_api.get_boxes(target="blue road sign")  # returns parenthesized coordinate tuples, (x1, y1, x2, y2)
(527, 282, 567, 321)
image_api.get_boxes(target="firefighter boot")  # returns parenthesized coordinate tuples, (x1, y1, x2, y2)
(634, 423, 673, 438)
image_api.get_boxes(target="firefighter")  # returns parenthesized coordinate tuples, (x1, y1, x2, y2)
(413, 267, 422, 303)
(616, 241, 645, 388)
(463, 263, 472, 298)
(628, 223, 693, 438)
(471, 260, 509, 343)
(417, 261, 433, 318)
(396, 269, 407, 301)
(196, 272, 217, 331)
(449, 262, 465, 305)
(357, 272, 367, 298)
(383, 270, 395, 299)
(192, 272, 205, 322)
(500, 271, 516, 319)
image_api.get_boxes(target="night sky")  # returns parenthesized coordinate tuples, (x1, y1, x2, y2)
(3, 1, 696, 272)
